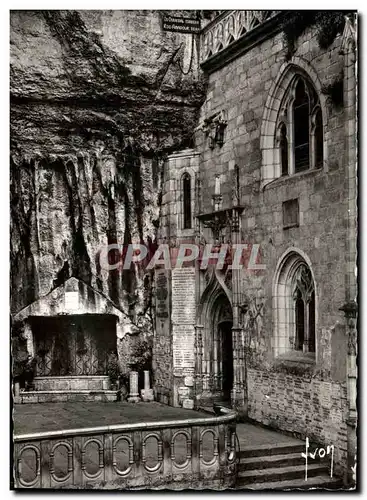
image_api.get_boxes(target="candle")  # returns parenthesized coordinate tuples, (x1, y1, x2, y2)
(215, 175, 220, 195)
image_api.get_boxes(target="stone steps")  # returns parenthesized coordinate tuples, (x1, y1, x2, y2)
(239, 442, 305, 458)
(15, 390, 118, 404)
(238, 475, 343, 491)
(238, 452, 311, 471)
(238, 463, 330, 484)
(236, 441, 340, 491)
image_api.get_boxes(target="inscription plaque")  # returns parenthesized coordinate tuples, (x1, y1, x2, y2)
(173, 324, 195, 371)
(162, 15, 201, 34)
(156, 270, 169, 319)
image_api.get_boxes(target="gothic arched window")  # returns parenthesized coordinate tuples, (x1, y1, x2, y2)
(182, 173, 192, 229)
(261, 62, 327, 188)
(274, 251, 316, 358)
(292, 265, 316, 353)
(275, 75, 324, 177)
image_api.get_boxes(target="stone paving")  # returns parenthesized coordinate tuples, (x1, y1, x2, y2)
(14, 402, 303, 448)
(13, 401, 206, 435)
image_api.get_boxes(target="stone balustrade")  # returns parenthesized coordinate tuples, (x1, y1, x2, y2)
(13, 410, 237, 489)
(200, 11, 279, 63)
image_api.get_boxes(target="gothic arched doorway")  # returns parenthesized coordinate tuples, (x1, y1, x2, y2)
(211, 294, 233, 402)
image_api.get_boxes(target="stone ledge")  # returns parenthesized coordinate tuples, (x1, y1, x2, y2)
(262, 167, 323, 192)
(275, 351, 315, 364)
(33, 375, 111, 391)
(16, 390, 119, 404)
(272, 352, 316, 377)
(34, 375, 110, 379)
(14, 407, 237, 441)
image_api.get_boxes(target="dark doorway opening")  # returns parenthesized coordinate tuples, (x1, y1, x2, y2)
(219, 320, 233, 401)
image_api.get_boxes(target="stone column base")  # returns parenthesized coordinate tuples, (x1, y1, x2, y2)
(141, 389, 154, 402)
(127, 395, 141, 403)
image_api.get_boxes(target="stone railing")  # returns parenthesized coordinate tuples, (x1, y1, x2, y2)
(13, 410, 237, 489)
(201, 10, 279, 62)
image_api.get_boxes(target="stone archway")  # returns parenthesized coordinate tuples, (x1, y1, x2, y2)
(195, 271, 234, 405)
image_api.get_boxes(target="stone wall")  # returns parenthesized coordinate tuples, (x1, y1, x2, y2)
(154, 150, 199, 407)
(195, 26, 349, 347)
(248, 369, 348, 476)
(194, 16, 353, 475)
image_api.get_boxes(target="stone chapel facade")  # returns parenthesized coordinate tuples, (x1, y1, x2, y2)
(153, 11, 357, 480)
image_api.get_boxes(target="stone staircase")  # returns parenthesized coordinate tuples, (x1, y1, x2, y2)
(236, 442, 343, 490)
(15, 375, 119, 403)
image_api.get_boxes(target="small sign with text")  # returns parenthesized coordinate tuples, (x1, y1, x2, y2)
(162, 15, 201, 34)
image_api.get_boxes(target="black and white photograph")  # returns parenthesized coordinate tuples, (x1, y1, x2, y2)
(10, 8, 358, 491)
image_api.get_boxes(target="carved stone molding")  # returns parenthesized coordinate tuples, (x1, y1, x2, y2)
(340, 15, 357, 55)
(201, 10, 279, 62)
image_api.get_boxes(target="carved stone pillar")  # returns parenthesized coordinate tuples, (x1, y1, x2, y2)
(230, 208, 245, 408)
(231, 327, 244, 407)
(128, 371, 141, 402)
(340, 301, 357, 486)
(213, 325, 219, 391)
(141, 370, 154, 402)
(341, 19, 357, 307)
(194, 324, 204, 400)
(340, 15, 357, 487)
(238, 327, 245, 391)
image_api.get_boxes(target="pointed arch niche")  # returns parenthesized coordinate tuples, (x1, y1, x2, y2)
(196, 270, 233, 400)
(260, 58, 327, 189)
(273, 249, 317, 361)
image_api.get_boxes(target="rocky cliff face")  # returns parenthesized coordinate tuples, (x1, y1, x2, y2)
(10, 10, 206, 339)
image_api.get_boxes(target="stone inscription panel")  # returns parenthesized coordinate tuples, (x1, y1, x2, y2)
(172, 268, 196, 324)
(173, 324, 195, 373)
